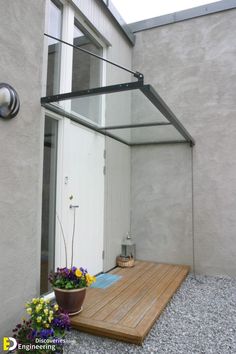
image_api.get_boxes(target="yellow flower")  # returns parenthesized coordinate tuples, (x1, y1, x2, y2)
(86, 273, 96, 286)
(40, 298, 45, 304)
(48, 316, 53, 323)
(36, 316, 42, 323)
(32, 298, 38, 304)
(44, 308, 49, 315)
(45, 323, 50, 328)
(75, 269, 82, 278)
(46, 299, 50, 304)
(54, 304, 59, 311)
(49, 310, 53, 316)
(26, 308, 32, 315)
(36, 304, 42, 313)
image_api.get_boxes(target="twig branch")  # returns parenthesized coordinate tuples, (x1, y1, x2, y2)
(71, 207, 76, 268)
(56, 213, 68, 268)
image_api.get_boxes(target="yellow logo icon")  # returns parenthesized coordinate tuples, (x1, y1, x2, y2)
(3, 337, 17, 351)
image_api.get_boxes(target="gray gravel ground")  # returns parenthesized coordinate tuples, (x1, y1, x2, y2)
(64, 274, 236, 354)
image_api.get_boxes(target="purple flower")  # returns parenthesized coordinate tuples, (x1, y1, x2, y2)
(49, 266, 90, 289)
(80, 267, 87, 275)
(53, 311, 71, 331)
(40, 328, 54, 339)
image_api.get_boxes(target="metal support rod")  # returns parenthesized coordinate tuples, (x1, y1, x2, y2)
(131, 140, 188, 146)
(42, 103, 130, 146)
(41, 81, 144, 104)
(191, 145, 199, 281)
(44, 33, 144, 81)
(99, 122, 171, 130)
(141, 85, 195, 146)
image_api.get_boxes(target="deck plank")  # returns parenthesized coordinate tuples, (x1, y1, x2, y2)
(120, 265, 181, 327)
(93, 263, 165, 321)
(78, 261, 145, 311)
(136, 266, 189, 341)
(103, 264, 171, 324)
(82, 261, 154, 318)
(71, 261, 189, 344)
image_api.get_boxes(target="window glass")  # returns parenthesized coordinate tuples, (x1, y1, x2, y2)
(71, 22, 103, 124)
(46, 0, 62, 95)
(72, 22, 102, 91)
(40, 117, 58, 294)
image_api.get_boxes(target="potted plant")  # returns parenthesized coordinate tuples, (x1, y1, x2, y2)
(48, 203, 96, 316)
(48, 266, 95, 315)
(12, 297, 70, 353)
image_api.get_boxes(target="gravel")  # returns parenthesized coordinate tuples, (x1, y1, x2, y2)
(64, 274, 236, 354)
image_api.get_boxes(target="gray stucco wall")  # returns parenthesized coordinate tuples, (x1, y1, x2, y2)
(132, 9, 236, 276)
(131, 144, 192, 266)
(0, 0, 45, 337)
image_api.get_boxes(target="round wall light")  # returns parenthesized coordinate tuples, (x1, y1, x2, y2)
(0, 83, 20, 119)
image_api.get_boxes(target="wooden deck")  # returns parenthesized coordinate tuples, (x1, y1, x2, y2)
(71, 261, 189, 344)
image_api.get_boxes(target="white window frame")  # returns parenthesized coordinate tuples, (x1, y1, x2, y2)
(60, 1, 107, 125)
(60, 2, 107, 90)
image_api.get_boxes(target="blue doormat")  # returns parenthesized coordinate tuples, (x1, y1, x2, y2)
(91, 274, 122, 289)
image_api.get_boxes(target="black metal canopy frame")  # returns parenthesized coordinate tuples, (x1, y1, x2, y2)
(41, 33, 195, 147)
(42, 34, 198, 277)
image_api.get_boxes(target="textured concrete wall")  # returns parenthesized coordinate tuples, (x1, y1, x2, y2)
(0, 0, 45, 337)
(132, 9, 236, 276)
(131, 145, 192, 266)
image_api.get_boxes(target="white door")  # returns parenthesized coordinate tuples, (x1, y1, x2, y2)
(56, 118, 105, 276)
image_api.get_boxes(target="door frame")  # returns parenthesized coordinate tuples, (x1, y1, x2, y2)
(45, 109, 106, 274)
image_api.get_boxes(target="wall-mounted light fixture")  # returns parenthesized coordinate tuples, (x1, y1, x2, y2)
(0, 83, 20, 119)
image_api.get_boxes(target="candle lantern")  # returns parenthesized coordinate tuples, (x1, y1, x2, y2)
(121, 233, 136, 258)
(117, 233, 136, 268)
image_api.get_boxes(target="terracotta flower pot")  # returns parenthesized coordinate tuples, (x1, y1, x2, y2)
(54, 287, 86, 316)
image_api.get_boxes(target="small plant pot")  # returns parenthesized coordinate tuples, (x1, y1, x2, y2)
(54, 287, 86, 316)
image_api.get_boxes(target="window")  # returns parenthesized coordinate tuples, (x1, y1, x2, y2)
(71, 22, 104, 124)
(72, 22, 102, 91)
(46, 0, 62, 96)
(40, 117, 58, 294)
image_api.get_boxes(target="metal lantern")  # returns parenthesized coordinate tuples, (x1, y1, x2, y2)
(0, 83, 20, 119)
(121, 232, 136, 259)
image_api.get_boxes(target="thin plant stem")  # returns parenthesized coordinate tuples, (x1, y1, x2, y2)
(56, 213, 68, 268)
(71, 207, 76, 268)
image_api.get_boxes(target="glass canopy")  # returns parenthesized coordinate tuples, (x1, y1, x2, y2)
(42, 33, 195, 146)
(41, 81, 194, 146)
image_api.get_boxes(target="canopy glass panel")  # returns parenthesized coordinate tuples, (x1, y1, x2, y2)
(41, 82, 195, 146)
(42, 34, 194, 146)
